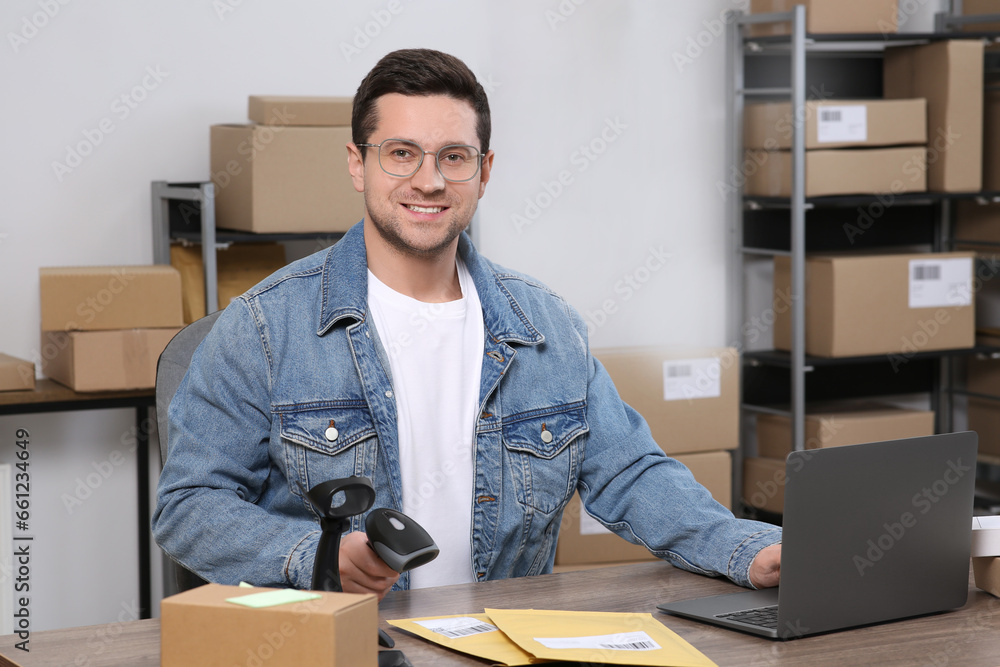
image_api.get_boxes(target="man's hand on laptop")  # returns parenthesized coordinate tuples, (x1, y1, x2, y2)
(749, 543, 781, 589)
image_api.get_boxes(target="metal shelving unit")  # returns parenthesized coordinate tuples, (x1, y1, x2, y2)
(725, 5, 1000, 516)
(151, 180, 346, 316)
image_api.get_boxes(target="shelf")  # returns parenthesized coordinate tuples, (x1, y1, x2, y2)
(744, 345, 1000, 369)
(745, 191, 1000, 210)
(171, 228, 346, 245)
(745, 30, 1000, 48)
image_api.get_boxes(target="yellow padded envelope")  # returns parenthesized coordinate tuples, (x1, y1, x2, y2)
(484, 608, 717, 667)
(387, 613, 552, 665)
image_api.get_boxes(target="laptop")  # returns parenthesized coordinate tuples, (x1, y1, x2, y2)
(658, 431, 977, 639)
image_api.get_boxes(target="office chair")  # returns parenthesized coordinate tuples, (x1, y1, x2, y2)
(154, 309, 223, 593)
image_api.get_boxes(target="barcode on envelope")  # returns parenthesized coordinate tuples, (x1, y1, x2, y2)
(436, 623, 496, 638)
(913, 265, 941, 281)
(600, 640, 659, 651)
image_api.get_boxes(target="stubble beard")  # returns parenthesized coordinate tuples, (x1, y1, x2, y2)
(365, 194, 474, 260)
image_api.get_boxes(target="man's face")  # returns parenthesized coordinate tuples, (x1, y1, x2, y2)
(348, 93, 493, 259)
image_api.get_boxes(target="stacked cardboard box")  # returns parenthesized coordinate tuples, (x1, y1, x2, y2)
(211, 96, 364, 234)
(749, 0, 898, 36)
(744, 403, 936, 514)
(744, 99, 928, 198)
(171, 242, 287, 324)
(964, 355, 1000, 459)
(0, 354, 35, 392)
(554, 347, 738, 565)
(985, 88, 1000, 192)
(773, 252, 975, 358)
(38, 266, 184, 392)
(884, 40, 985, 192)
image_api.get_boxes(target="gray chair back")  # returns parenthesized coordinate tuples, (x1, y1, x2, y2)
(154, 309, 223, 593)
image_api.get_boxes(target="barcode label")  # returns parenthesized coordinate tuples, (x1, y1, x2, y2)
(913, 265, 941, 281)
(663, 358, 722, 401)
(414, 617, 497, 639)
(909, 258, 972, 308)
(535, 630, 661, 651)
(816, 104, 867, 143)
(666, 364, 692, 378)
(601, 640, 659, 650)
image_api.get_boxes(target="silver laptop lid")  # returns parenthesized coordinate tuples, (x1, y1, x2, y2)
(777, 431, 977, 638)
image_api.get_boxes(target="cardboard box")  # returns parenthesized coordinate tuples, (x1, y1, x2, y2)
(973, 557, 1000, 597)
(593, 347, 739, 454)
(968, 354, 1000, 458)
(749, 0, 897, 35)
(743, 457, 785, 514)
(756, 402, 934, 458)
(0, 354, 35, 392)
(161, 583, 377, 667)
(555, 451, 733, 565)
(171, 242, 287, 323)
(773, 252, 975, 357)
(248, 96, 353, 127)
(40, 328, 180, 392)
(985, 90, 1000, 191)
(40, 266, 183, 332)
(961, 0, 1000, 34)
(744, 99, 926, 150)
(211, 124, 364, 234)
(955, 200, 1000, 243)
(967, 399, 1000, 458)
(884, 40, 985, 192)
(744, 146, 927, 198)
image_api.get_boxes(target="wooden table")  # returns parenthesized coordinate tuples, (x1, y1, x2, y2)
(0, 380, 156, 618)
(1, 561, 999, 666)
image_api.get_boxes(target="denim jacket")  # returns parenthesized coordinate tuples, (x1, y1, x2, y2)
(152, 222, 781, 591)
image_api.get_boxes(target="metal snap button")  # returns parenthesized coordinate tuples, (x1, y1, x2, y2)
(540, 423, 553, 444)
(385, 390, 394, 398)
(325, 420, 339, 442)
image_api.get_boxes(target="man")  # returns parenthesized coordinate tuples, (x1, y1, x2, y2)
(152, 48, 781, 600)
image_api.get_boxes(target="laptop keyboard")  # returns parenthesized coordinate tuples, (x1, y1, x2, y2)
(716, 605, 779, 629)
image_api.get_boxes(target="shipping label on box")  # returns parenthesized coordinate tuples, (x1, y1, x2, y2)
(662, 358, 721, 401)
(909, 257, 973, 308)
(816, 105, 868, 144)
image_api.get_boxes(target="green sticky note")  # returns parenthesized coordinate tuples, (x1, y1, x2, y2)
(226, 589, 322, 608)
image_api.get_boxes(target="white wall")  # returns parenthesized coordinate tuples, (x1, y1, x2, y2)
(0, 0, 951, 632)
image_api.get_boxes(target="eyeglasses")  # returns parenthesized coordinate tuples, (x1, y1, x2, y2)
(356, 138, 484, 183)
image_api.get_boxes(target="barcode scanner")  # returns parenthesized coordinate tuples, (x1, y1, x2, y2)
(365, 508, 440, 573)
(301, 476, 437, 666)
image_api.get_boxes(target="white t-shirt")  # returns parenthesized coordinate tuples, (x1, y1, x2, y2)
(366, 259, 484, 588)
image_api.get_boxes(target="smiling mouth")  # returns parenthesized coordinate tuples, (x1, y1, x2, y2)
(403, 204, 447, 214)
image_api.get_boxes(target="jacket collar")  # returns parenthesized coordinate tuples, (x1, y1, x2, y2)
(318, 221, 544, 346)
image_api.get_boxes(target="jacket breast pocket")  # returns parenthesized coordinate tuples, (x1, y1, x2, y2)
(277, 402, 377, 510)
(501, 404, 587, 513)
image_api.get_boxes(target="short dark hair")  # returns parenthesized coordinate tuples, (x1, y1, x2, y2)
(352, 49, 491, 153)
